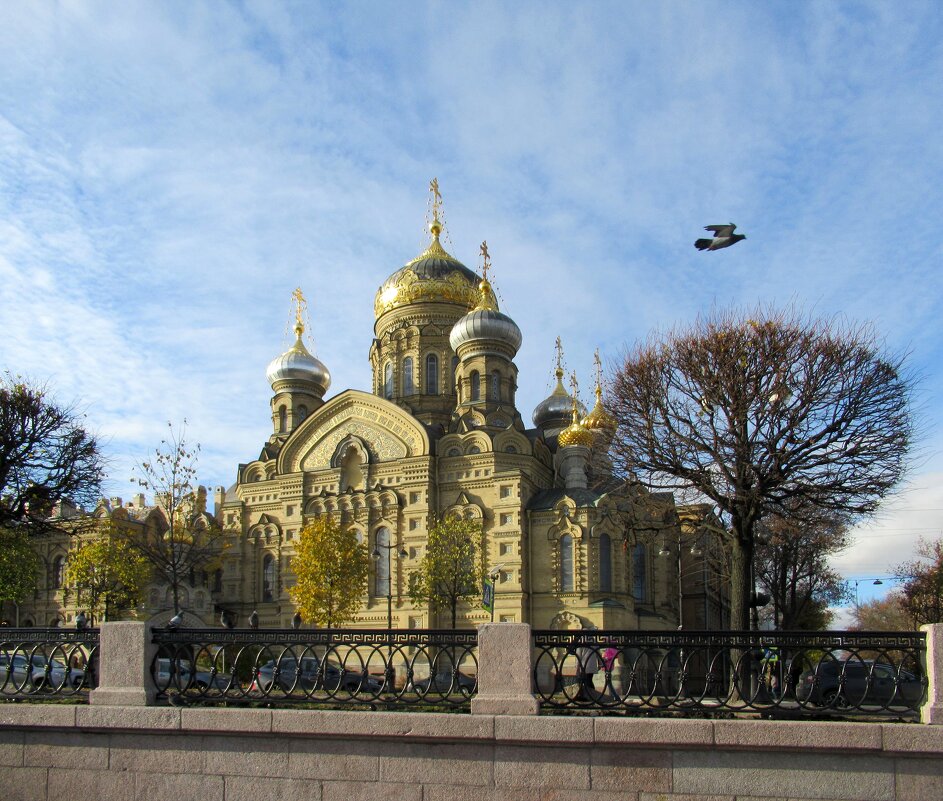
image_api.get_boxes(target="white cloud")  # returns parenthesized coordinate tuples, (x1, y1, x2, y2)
(0, 1, 940, 570)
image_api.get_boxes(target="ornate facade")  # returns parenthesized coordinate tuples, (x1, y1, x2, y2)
(12, 185, 728, 633)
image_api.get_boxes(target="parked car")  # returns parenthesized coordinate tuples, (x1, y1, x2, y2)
(253, 656, 382, 694)
(795, 660, 924, 708)
(0, 653, 84, 690)
(411, 670, 477, 696)
(153, 658, 231, 691)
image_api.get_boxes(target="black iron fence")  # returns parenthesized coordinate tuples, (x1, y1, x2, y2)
(151, 628, 478, 707)
(533, 629, 927, 718)
(0, 628, 100, 700)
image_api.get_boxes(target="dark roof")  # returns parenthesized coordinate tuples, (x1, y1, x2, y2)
(527, 487, 601, 511)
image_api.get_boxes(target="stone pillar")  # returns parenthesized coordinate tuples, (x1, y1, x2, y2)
(471, 622, 538, 715)
(89, 621, 156, 706)
(560, 445, 589, 489)
(922, 623, 943, 724)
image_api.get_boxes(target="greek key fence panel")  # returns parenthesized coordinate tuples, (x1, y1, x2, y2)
(532, 629, 927, 718)
(150, 628, 478, 708)
(0, 628, 100, 700)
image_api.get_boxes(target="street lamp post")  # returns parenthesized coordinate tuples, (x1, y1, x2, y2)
(372, 542, 408, 629)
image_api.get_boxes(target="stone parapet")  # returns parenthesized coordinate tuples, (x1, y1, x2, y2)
(88, 621, 156, 707)
(1, 708, 943, 800)
(471, 622, 539, 716)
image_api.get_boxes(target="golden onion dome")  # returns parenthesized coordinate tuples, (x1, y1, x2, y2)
(582, 385, 616, 431)
(557, 410, 594, 449)
(374, 219, 480, 318)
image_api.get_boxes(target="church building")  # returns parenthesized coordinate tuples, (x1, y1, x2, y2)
(17, 183, 728, 634)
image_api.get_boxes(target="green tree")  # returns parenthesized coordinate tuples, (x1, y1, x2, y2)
(64, 523, 152, 622)
(0, 527, 39, 606)
(288, 517, 369, 627)
(895, 538, 943, 625)
(0, 375, 104, 534)
(408, 516, 483, 628)
(609, 309, 913, 631)
(126, 423, 226, 613)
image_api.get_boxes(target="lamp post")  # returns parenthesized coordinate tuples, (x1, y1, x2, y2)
(372, 542, 408, 629)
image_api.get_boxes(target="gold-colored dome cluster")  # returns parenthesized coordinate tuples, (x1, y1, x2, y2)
(557, 372, 594, 448)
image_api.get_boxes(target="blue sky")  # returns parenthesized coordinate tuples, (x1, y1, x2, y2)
(2, 1, 942, 607)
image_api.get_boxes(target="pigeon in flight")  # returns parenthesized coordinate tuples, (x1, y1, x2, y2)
(695, 223, 746, 251)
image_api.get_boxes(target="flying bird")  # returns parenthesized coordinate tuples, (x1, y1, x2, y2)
(695, 223, 746, 251)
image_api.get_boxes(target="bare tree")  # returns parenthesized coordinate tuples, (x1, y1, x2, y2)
(754, 513, 850, 629)
(125, 424, 226, 614)
(609, 308, 913, 631)
(0, 375, 104, 534)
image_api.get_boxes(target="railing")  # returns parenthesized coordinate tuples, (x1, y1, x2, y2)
(151, 628, 479, 707)
(0, 627, 100, 700)
(533, 630, 927, 718)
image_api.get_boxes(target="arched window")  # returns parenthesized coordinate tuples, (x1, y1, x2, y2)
(375, 527, 391, 597)
(297, 404, 308, 422)
(403, 357, 414, 395)
(470, 371, 480, 401)
(491, 371, 500, 401)
(213, 568, 223, 594)
(599, 533, 612, 592)
(426, 354, 439, 394)
(384, 362, 393, 399)
(278, 405, 287, 433)
(560, 535, 573, 592)
(451, 356, 459, 389)
(262, 554, 275, 602)
(632, 544, 647, 601)
(52, 556, 64, 589)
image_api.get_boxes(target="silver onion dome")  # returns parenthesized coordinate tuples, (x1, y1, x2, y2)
(266, 326, 331, 397)
(449, 307, 523, 354)
(532, 370, 584, 431)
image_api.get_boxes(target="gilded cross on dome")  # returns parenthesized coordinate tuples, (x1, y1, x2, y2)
(594, 348, 604, 392)
(291, 287, 308, 338)
(429, 177, 442, 221)
(480, 240, 491, 281)
(555, 336, 565, 375)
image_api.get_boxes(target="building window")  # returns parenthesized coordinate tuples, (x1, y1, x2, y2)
(213, 569, 223, 594)
(52, 556, 64, 589)
(599, 533, 612, 592)
(375, 527, 391, 597)
(451, 356, 459, 389)
(560, 535, 573, 592)
(384, 363, 393, 399)
(262, 554, 275, 602)
(491, 371, 500, 401)
(403, 357, 414, 395)
(426, 354, 439, 394)
(297, 405, 308, 422)
(632, 543, 647, 601)
(470, 371, 480, 401)
(278, 405, 287, 433)
(500, 512, 513, 526)
(500, 485, 512, 498)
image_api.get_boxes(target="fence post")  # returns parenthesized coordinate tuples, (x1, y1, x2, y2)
(89, 621, 156, 706)
(922, 623, 943, 724)
(471, 622, 538, 715)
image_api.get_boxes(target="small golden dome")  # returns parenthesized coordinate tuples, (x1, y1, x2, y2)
(582, 386, 616, 431)
(558, 417, 594, 449)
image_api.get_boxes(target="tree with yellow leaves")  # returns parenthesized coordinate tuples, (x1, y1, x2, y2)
(289, 517, 369, 627)
(408, 516, 483, 628)
(65, 522, 151, 622)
